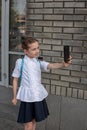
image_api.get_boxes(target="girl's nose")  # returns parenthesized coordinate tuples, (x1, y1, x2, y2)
(37, 49, 39, 53)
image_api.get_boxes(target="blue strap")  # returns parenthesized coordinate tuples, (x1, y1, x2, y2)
(20, 58, 24, 81)
(20, 58, 40, 81)
(37, 59, 41, 68)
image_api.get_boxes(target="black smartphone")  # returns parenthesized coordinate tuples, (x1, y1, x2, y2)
(64, 46, 70, 63)
(38, 56, 43, 61)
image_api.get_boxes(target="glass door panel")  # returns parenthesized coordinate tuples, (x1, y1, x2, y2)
(9, 54, 23, 85)
(9, 0, 26, 52)
(9, 0, 26, 85)
(0, 0, 2, 81)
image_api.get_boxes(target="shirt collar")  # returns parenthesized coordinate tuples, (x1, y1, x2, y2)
(24, 55, 36, 61)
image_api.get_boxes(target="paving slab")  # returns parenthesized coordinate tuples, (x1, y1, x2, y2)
(60, 97, 87, 130)
(0, 118, 23, 130)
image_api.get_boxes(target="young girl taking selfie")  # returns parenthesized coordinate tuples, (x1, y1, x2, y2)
(12, 37, 72, 130)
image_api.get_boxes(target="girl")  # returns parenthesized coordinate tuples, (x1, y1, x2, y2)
(12, 37, 72, 130)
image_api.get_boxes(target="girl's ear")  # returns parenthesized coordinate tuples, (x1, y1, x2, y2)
(24, 49, 27, 54)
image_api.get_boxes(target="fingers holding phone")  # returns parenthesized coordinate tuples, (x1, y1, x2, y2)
(64, 46, 72, 65)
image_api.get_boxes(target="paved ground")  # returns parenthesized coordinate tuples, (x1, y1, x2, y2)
(0, 86, 87, 130)
(0, 86, 23, 130)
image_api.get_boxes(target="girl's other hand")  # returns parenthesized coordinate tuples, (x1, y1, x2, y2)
(12, 98, 17, 105)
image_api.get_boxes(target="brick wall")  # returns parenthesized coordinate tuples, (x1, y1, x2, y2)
(26, 0, 87, 100)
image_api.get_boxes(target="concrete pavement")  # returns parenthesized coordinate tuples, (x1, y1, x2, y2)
(0, 86, 87, 130)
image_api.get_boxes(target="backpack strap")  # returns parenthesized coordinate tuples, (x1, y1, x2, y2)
(20, 58, 24, 81)
(37, 58, 41, 68)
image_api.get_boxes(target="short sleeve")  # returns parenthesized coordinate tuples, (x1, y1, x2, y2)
(40, 61, 50, 72)
(12, 59, 21, 78)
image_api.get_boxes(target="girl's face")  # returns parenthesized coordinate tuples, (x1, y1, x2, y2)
(24, 41, 40, 58)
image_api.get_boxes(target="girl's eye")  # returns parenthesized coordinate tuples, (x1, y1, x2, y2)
(32, 48, 36, 51)
(32, 47, 39, 51)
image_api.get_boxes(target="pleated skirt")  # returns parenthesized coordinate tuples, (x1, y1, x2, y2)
(17, 99, 49, 123)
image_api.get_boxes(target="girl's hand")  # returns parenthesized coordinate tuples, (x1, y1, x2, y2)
(12, 98, 17, 105)
(64, 56, 72, 67)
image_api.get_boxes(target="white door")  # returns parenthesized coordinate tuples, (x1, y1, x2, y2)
(0, 0, 26, 87)
(0, 0, 9, 86)
(0, 0, 2, 85)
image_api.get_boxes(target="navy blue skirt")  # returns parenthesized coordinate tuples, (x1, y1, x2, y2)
(17, 99, 49, 123)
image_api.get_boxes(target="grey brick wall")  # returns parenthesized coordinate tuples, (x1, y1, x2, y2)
(26, 0, 87, 100)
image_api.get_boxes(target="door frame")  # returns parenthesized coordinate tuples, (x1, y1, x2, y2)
(1, 0, 9, 87)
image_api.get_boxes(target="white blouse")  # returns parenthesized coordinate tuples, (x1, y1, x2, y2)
(12, 55, 49, 102)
